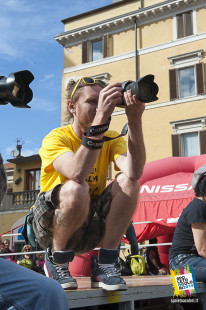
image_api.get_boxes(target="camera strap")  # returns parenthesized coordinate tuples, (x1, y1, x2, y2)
(85, 118, 111, 137)
(104, 123, 128, 142)
(82, 136, 105, 149)
(81, 123, 128, 149)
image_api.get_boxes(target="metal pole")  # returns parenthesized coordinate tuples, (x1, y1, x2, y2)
(133, 17, 138, 80)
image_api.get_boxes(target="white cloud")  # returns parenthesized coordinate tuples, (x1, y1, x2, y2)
(30, 97, 59, 112)
(5, 146, 15, 157)
(21, 148, 39, 157)
(0, 1, 63, 60)
(0, 0, 35, 13)
(39, 74, 55, 83)
(5, 145, 39, 157)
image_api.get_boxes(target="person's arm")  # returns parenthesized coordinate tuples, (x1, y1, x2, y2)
(115, 91, 146, 181)
(149, 250, 167, 275)
(192, 222, 206, 258)
(0, 153, 7, 204)
(53, 83, 123, 184)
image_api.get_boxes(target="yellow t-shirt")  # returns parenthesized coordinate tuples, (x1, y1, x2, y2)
(39, 124, 127, 199)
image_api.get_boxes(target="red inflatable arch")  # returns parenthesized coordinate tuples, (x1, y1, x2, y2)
(133, 154, 206, 241)
(132, 154, 206, 269)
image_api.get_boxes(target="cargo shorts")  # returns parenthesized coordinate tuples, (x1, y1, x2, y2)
(32, 182, 113, 255)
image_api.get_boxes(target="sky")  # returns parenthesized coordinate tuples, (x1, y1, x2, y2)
(0, 0, 112, 162)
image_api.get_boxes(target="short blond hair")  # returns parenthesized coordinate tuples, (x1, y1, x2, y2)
(22, 244, 32, 252)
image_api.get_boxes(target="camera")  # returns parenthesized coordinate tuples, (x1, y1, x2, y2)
(118, 74, 159, 108)
(0, 70, 34, 108)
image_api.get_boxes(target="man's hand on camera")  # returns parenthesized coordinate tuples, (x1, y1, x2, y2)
(95, 82, 123, 123)
(124, 90, 145, 124)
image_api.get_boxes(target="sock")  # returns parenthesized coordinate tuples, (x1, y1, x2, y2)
(99, 248, 119, 264)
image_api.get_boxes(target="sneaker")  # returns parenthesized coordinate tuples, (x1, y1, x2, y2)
(91, 251, 127, 291)
(44, 248, 78, 289)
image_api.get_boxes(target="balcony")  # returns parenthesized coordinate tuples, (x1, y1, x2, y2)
(1, 190, 39, 212)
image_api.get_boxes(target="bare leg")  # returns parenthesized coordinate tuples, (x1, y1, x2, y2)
(52, 180, 90, 251)
(101, 173, 139, 249)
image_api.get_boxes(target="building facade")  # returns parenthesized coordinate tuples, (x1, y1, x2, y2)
(0, 154, 41, 252)
(55, 0, 206, 174)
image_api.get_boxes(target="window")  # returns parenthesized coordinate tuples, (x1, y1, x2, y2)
(82, 34, 109, 64)
(181, 132, 199, 157)
(172, 132, 202, 157)
(179, 66, 195, 98)
(26, 169, 41, 191)
(92, 40, 103, 61)
(169, 63, 205, 100)
(171, 117, 206, 157)
(176, 11, 193, 39)
(168, 50, 205, 100)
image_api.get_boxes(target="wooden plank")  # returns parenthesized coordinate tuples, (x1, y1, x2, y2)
(66, 275, 171, 290)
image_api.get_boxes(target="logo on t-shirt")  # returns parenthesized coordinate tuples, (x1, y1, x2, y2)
(170, 265, 198, 298)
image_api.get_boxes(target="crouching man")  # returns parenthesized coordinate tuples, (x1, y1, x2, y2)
(32, 77, 146, 291)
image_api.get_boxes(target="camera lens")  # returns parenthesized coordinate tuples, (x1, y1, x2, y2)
(119, 74, 158, 107)
(138, 81, 151, 100)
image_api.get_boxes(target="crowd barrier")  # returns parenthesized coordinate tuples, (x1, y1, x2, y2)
(0, 220, 173, 258)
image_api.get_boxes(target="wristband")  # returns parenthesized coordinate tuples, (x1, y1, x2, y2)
(82, 120, 128, 148)
(82, 135, 104, 149)
(85, 118, 111, 137)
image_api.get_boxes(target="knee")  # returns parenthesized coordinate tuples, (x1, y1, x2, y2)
(115, 173, 140, 198)
(60, 180, 90, 213)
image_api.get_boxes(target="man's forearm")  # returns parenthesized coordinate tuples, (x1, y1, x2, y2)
(126, 119, 146, 180)
(68, 112, 108, 183)
(68, 145, 101, 183)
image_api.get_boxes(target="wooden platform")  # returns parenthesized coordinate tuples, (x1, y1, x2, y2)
(69, 275, 171, 290)
(65, 276, 206, 309)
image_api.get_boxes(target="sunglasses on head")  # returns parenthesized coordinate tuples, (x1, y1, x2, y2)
(70, 77, 106, 100)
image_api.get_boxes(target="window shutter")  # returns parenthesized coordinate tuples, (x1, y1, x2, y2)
(177, 14, 183, 39)
(199, 130, 206, 154)
(185, 11, 193, 36)
(196, 63, 205, 95)
(103, 34, 109, 58)
(82, 41, 88, 64)
(172, 134, 180, 157)
(169, 69, 178, 100)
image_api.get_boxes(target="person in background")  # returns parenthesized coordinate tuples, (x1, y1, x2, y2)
(17, 244, 35, 270)
(34, 253, 45, 275)
(142, 239, 168, 275)
(4, 238, 11, 252)
(115, 222, 139, 276)
(125, 222, 139, 256)
(169, 164, 206, 282)
(0, 242, 6, 258)
(3, 238, 12, 260)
